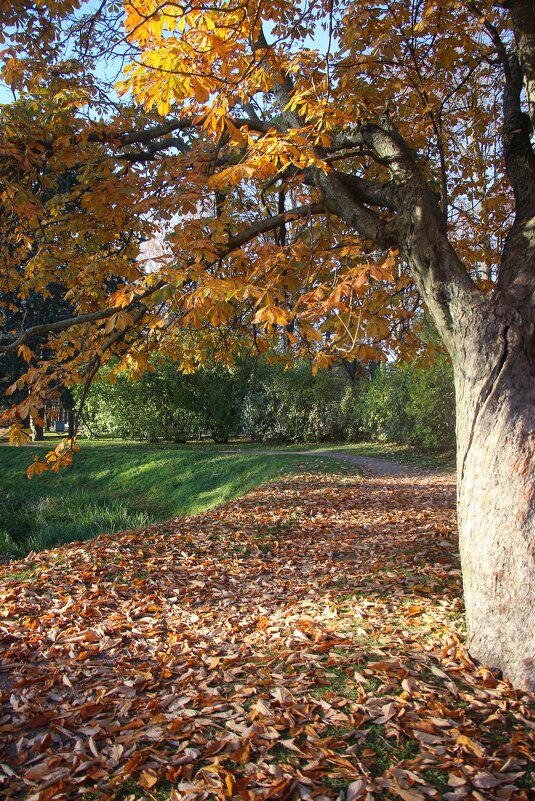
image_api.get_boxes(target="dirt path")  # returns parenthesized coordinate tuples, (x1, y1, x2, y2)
(223, 448, 441, 476)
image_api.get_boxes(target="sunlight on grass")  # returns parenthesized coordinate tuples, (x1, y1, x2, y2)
(0, 438, 359, 557)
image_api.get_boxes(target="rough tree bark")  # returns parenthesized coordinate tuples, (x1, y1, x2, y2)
(400, 184, 535, 690)
(451, 0, 535, 690)
(402, 183, 535, 690)
(453, 296, 535, 690)
(311, 2, 535, 682)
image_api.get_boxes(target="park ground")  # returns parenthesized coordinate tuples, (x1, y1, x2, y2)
(0, 439, 452, 559)
(0, 442, 533, 800)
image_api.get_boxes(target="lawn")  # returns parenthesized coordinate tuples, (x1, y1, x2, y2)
(310, 442, 456, 472)
(0, 438, 359, 557)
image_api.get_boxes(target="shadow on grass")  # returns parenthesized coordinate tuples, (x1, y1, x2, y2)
(0, 441, 360, 558)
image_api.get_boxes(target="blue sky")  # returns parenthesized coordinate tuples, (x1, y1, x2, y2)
(0, 1, 333, 107)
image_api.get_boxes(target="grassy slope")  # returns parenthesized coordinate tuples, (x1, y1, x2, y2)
(0, 438, 359, 557)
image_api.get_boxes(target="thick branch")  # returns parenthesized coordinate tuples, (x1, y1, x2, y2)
(253, 28, 304, 131)
(334, 123, 418, 182)
(503, 61, 535, 214)
(477, 2, 535, 216)
(309, 120, 482, 351)
(89, 115, 271, 153)
(0, 283, 164, 353)
(309, 168, 398, 249)
(116, 117, 194, 146)
(334, 171, 398, 211)
(507, 0, 535, 130)
(228, 203, 325, 250)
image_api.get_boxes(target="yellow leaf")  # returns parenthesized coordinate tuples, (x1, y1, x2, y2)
(27, 457, 49, 479)
(139, 771, 159, 790)
(17, 344, 33, 362)
(226, 118, 246, 143)
(8, 424, 31, 446)
(224, 773, 234, 797)
(456, 733, 485, 757)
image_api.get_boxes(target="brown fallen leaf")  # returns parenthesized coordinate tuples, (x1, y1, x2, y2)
(455, 733, 485, 757)
(0, 470, 532, 801)
(138, 770, 159, 790)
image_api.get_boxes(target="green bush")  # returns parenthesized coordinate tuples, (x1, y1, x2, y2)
(82, 362, 203, 442)
(241, 362, 347, 443)
(406, 355, 455, 450)
(340, 384, 367, 441)
(360, 364, 414, 443)
(82, 360, 250, 443)
(340, 355, 455, 451)
(81, 352, 455, 452)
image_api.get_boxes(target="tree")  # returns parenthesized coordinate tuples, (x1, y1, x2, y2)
(0, 0, 533, 689)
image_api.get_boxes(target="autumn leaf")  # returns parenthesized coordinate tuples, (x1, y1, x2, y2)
(139, 770, 159, 790)
(0, 467, 532, 800)
(17, 344, 33, 362)
(8, 423, 32, 446)
(26, 456, 49, 479)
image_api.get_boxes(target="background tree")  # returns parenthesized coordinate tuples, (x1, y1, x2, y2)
(0, 0, 534, 688)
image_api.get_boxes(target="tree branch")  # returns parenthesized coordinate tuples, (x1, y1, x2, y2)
(468, 2, 535, 217)
(506, 0, 535, 129)
(0, 283, 165, 353)
(309, 168, 398, 249)
(0, 204, 325, 353)
(307, 119, 482, 351)
(334, 171, 398, 211)
(228, 203, 325, 250)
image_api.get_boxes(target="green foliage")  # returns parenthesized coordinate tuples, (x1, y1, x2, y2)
(240, 354, 454, 451)
(186, 365, 250, 443)
(82, 362, 202, 442)
(241, 361, 347, 443)
(406, 355, 456, 450)
(82, 360, 251, 443)
(81, 350, 455, 452)
(355, 355, 455, 451)
(361, 365, 414, 444)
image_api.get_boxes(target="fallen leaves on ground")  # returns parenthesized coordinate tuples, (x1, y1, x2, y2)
(0, 471, 533, 801)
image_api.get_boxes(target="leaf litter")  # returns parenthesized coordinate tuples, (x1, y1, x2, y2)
(0, 470, 533, 801)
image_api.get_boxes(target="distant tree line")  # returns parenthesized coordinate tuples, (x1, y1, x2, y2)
(81, 354, 455, 452)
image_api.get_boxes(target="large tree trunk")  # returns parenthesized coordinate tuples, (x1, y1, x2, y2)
(454, 303, 535, 691)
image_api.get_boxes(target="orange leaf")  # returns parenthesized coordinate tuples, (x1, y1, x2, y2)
(139, 770, 159, 790)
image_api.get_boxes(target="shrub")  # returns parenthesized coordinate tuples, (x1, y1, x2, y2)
(241, 362, 346, 443)
(81, 352, 456, 452)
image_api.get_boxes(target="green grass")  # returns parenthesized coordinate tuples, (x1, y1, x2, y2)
(0, 437, 359, 558)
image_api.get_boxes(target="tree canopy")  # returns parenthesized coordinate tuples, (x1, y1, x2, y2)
(0, 0, 520, 448)
(1, 0, 535, 689)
